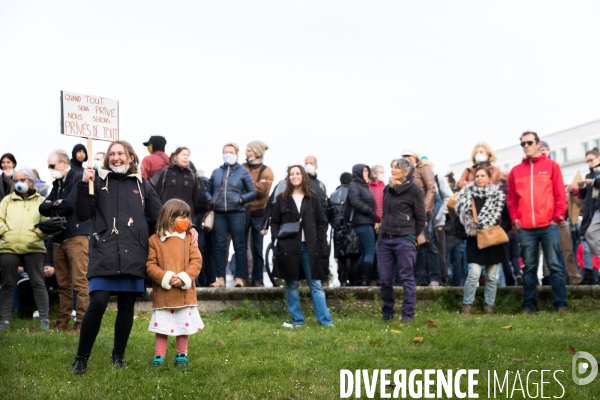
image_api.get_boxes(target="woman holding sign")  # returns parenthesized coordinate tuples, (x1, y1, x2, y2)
(70, 141, 162, 375)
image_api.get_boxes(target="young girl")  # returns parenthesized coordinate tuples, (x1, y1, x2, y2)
(146, 199, 203, 368)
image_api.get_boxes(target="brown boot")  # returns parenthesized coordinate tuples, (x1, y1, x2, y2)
(461, 305, 471, 315)
(67, 322, 81, 335)
(53, 320, 69, 331)
(484, 306, 494, 315)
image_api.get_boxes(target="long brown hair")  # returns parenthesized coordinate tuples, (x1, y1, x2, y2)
(103, 141, 140, 174)
(281, 165, 315, 201)
(155, 199, 191, 236)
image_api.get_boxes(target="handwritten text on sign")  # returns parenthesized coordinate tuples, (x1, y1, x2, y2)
(61, 91, 119, 141)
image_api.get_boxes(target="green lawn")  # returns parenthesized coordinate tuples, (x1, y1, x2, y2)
(1, 296, 599, 399)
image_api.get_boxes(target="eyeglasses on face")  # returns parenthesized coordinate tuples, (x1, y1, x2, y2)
(586, 157, 598, 164)
(520, 140, 538, 147)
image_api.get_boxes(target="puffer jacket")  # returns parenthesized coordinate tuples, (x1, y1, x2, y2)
(347, 164, 376, 226)
(380, 181, 426, 238)
(206, 163, 256, 213)
(0, 190, 48, 254)
(75, 167, 162, 279)
(507, 154, 566, 229)
(39, 168, 91, 243)
(329, 184, 360, 258)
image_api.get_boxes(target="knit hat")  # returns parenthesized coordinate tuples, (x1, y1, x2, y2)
(401, 149, 420, 160)
(247, 140, 269, 158)
(540, 140, 549, 149)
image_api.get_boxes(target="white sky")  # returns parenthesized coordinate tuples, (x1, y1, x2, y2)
(1, 1, 599, 193)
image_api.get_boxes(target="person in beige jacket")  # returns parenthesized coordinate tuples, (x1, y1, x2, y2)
(242, 140, 274, 287)
(0, 168, 50, 331)
(146, 199, 203, 368)
(402, 150, 436, 216)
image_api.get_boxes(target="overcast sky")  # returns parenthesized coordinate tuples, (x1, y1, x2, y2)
(1, 1, 599, 192)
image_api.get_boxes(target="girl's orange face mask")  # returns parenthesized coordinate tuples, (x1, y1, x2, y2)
(173, 219, 190, 233)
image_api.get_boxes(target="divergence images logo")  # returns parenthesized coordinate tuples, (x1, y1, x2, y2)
(572, 351, 598, 386)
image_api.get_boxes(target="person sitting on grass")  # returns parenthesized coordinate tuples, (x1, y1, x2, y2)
(146, 199, 203, 368)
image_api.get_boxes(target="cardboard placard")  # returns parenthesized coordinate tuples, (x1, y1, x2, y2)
(60, 91, 119, 142)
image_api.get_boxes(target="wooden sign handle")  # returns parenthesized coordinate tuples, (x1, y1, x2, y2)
(87, 138, 94, 195)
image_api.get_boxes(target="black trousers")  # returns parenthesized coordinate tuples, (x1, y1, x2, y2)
(77, 290, 137, 357)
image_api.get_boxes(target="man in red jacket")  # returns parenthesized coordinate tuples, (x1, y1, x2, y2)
(507, 131, 568, 313)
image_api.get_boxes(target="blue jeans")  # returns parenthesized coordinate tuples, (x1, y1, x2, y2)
(247, 215, 265, 283)
(213, 212, 248, 280)
(285, 243, 333, 326)
(519, 225, 567, 310)
(446, 236, 467, 286)
(354, 224, 376, 265)
(463, 263, 498, 306)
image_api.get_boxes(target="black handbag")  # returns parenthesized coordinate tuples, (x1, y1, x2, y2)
(277, 218, 302, 239)
(35, 216, 68, 236)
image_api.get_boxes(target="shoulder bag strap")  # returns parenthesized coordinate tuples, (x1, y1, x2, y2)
(211, 170, 230, 211)
(257, 165, 267, 182)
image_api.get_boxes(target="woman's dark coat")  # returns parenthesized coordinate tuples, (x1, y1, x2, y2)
(580, 168, 599, 236)
(347, 164, 377, 227)
(151, 165, 200, 214)
(455, 196, 512, 265)
(380, 181, 426, 238)
(270, 194, 328, 281)
(75, 168, 162, 280)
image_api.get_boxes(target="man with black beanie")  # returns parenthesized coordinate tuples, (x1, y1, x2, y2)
(141, 136, 169, 180)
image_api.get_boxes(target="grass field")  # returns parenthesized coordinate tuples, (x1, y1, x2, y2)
(1, 293, 599, 399)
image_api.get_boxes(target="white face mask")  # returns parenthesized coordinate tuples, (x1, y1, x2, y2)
(475, 153, 488, 163)
(223, 153, 237, 165)
(15, 181, 29, 194)
(110, 164, 129, 174)
(304, 164, 316, 175)
(50, 169, 65, 180)
(93, 160, 102, 171)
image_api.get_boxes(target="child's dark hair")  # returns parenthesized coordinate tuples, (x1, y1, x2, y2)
(156, 199, 191, 236)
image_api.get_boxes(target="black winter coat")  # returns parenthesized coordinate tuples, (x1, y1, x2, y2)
(580, 169, 599, 236)
(74, 168, 162, 280)
(0, 173, 13, 201)
(151, 165, 200, 215)
(39, 169, 91, 243)
(309, 174, 329, 223)
(329, 184, 360, 258)
(456, 196, 512, 265)
(206, 163, 256, 213)
(270, 194, 328, 281)
(380, 182, 426, 238)
(347, 164, 376, 227)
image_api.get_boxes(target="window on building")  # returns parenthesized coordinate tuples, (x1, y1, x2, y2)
(595, 139, 600, 150)
(504, 164, 509, 172)
(562, 148, 568, 163)
(584, 142, 589, 153)
(551, 151, 557, 161)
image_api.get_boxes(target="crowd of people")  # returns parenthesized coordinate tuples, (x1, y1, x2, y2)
(0, 130, 598, 373)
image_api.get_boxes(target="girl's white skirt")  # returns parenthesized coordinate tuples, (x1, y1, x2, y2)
(148, 306, 204, 336)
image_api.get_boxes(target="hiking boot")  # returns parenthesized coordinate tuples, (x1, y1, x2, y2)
(112, 353, 127, 369)
(71, 355, 89, 375)
(53, 320, 70, 331)
(67, 322, 81, 335)
(322, 281, 330, 288)
(461, 305, 472, 315)
(254, 281, 265, 288)
(516, 275, 523, 286)
(523, 309, 533, 315)
(234, 278, 244, 287)
(484, 306, 494, 315)
(210, 278, 225, 288)
(174, 354, 188, 367)
(557, 307, 568, 314)
(243, 280, 253, 287)
(0, 321, 10, 331)
(40, 319, 50, 331)
(150, 356, 165, 369)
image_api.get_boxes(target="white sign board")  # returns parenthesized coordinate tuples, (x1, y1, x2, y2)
(61, 91, 119, 141)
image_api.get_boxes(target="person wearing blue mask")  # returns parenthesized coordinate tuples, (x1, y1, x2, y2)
(206, 143, 257, 288)
(93, 152, 105, 171)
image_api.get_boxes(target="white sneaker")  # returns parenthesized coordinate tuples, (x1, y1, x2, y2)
(282, 322, 302, 329)
(71, 310, 76, 321)
(32, 310, 40, 319)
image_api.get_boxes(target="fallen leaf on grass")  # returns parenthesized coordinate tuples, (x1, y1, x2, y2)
(568, 345, 577, 355)
(390, 330, 402, 334)
(231, 317, 239, 321)
(28, 326, 35, 332)
(476, 310, 482, 314)
(425, 320, 437, 328)
(137, 315, 149, 321)
(512, 358, 525, 363)
(556, 319, 563, 322)
(218, 341, 225, 346)
(347, 346, 358, 350)
(413, 337, 424, 343)
(502, 326, 513, 330)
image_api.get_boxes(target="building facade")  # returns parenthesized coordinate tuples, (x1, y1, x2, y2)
(449, 119, 600, 184)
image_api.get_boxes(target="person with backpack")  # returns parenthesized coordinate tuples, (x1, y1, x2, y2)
(242, 141, 274, 287)
(141, 136, 169, 180)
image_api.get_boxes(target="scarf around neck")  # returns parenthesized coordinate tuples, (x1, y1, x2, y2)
(456, 183, 505, 237)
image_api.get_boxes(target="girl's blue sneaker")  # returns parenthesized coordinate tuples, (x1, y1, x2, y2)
(151, 356, 164, 369)
(174, 354, 188, 367)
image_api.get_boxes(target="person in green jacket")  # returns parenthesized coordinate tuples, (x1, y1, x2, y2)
(0, 168, 50, 331)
